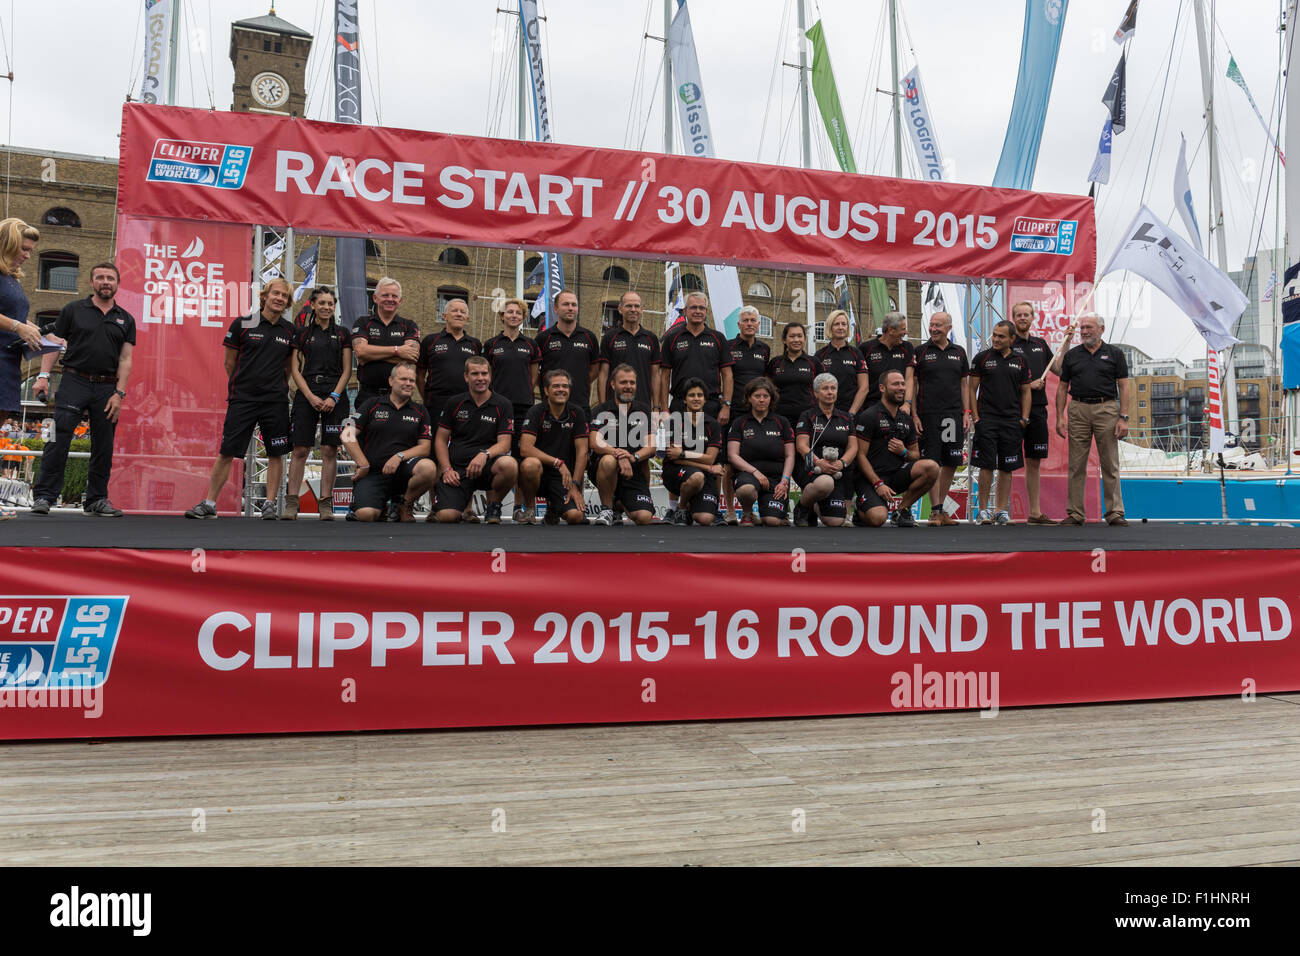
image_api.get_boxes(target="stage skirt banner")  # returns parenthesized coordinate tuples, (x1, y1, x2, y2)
(1, 547, 1295, 740)
(118, 104, 1096, 284)
(110, 216, 253, 514)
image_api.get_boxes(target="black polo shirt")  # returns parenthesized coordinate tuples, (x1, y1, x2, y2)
(658, 322, 732, 398)
(666, 412, 721, 461)
(856, 401, 918, 475)
(910, 340, 969, 415)
(971, 348, 1031, 420)
(731, 411, 794, 474)
(728, 336, 771, 410)
(355, 395, 432, 463)
(352, 313, 421, 390)
(420, 330, 484, 402)
(796, 406, 855, 459)
(484, 332, 540, 410)
(862, 338, 914, 395)
(223, 314, 297, 401)
(814, 343, 867, 411)
(535, 322, 600, 409)
(766, 353, 817, 422)
(438, 390, 515, 469)
(1011, 334, 1054, 408)
(1060, 342, 1129, 401)
(522, 401, 589, 471)
(44, 296, 136, 377)
(590, 398, 653, 457)
(295, 321, 349, 382)
(599, 325, 660, 404)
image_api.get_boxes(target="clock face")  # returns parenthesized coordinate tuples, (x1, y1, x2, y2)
(252, 71, 289, 108)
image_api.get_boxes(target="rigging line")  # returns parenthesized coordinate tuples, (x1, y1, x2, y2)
(304, 0, 330, 117)
(622, 0, 652, 148)
(183, 0, 213, 109)
(121, 0, 145, 102)
(758, 0, 791, 162)
(851, 1, 887, 169)
(0, 0, 9, 75)
(636, 49, 665, 152)
(2, 0, 9, 219)
(369, 0, 382, 125)
(183, 1, 197, 109)
(540, 0, 556, 136)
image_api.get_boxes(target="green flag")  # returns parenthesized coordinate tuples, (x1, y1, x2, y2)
(805, 19, 890, 323)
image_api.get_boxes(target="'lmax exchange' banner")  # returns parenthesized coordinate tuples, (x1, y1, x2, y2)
(118, 104, 1097, 283)
(0, 547, 1294, 739)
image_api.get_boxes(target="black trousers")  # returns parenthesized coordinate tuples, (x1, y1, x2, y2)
(33, 373, 118, 504)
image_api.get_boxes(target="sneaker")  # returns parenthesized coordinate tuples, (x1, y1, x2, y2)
(260, 499, 280, 521)
(660, 505, 676, 524)
(484, 502, 503, 524)
(792, 504, 813, 528)
(977, 509, 994, 525)
(30, 498, 52, 516)
(726, 511, 740, 527)
(671, 508, 688, 526)
(512, 507, 527, 524)
(398, 500, 416, 523)
(740, 513, 755, 526)
(594, 508, 615, 526)
(461, 510, 480, 524)
(517, 507, 535, 525)
(995, 510, 1011, 526)
(891, 508, 916, 527)
(185, 500, 218, 519)
(83, 498, 123, 517)
(542, 508, 561, 526)
(385, 500, 401, 523)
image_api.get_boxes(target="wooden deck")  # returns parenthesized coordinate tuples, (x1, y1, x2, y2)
(2, 693, 1298, 866)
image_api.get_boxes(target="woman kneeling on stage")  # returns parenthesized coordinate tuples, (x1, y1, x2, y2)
(663, 378, 723, 526)
(793, 374, 858, 528)
(727, 377, 794, 527)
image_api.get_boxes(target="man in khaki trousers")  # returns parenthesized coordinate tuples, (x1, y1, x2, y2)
(1053, 315, 1131, 526)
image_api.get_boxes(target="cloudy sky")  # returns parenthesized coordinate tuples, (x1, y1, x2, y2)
(4, 0, 1289, 360)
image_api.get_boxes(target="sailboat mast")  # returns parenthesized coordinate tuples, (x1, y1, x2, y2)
(166, 1, 180, 107)
(664, 0, 673, 153)
(516, 14, 526, 298)
(797, 0, 814, 342)
(890, 0, 902, 178)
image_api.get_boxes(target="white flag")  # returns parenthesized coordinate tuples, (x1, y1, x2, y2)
(1101, 205, 1244, 350)
(1173, 134, 1201, 251)
(139, 0, 174, 105)
(262, 236, 285, 267)
(1087, 117, 1112, 185)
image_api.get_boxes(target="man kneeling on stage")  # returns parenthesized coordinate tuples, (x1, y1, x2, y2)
(519, 369, 589, 525)
(344, 362, 437, 522)
(854, 369, 939, 527)
(432, 355, 517, 524)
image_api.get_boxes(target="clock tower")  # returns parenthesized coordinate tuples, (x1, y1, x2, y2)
(229, 7, 312, 116)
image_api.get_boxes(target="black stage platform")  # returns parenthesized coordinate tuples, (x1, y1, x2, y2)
(2, 514, 1293, 552)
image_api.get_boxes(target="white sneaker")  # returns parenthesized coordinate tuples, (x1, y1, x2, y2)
(995, 510, 1011, 526)
(594, 508, 615, 526)
(977, 509, 994, 526)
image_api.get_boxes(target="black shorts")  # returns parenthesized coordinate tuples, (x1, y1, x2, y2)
(350, 457, 425, 513)
(606, 470, 654, 515)
(537, 468, 583, 516)
(433, 456, 504, 513)
(354, 384, 386, 412)
(855, 461, 916, 512)
(511, 405, 531, 460)
(220, 398, 290, 458)
(920, 411, 965, 468)
(1023, 405, 1049, 460)
(800, 470, 852, 519)
(733, 470, 789, 521)
(972, 417, 1025, 473)
(662, 461, 719, 514)
(291, 390, 351, 448)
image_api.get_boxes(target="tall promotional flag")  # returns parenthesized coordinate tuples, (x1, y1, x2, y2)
(1173, 133, 1201, 250)
(666, 2, 744, 336)
(138, 0, 173, 104)
(520, 0, 564, 329)
(1227, 56, 1285, 166)
(334, 0, 367, 329)
(1087, 117, 1112, 185)
(1284, 1, 1300, 391)
(992, 0, 1070, 189)
(294, 241, 320, 303)
(805, 19, 891, 327)
(1206, 347, 1227, 452)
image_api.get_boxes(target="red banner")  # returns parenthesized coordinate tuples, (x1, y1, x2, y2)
(111, 216, 252, 513)
(1, 548, 1294, 739)
(118, 104, 1096, 283)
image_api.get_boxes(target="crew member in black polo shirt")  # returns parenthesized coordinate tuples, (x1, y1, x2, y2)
(909, 310, 970, 527)
(663, 377, 723, 526)
(1011, 300, 1073, 524)
(722, 306, 771, 523)
(970, 319, 1031, 526)
(1055, 313, 1130, 526)
(431, 355, 518, 524)
(418, 296, 483, 426)
(535, 289, 600, 415)
(285, 286, 351, 520)
(792, 374, 857, 527)
(185, 277, 298, 519)
(30, 261, 135, 516)
(766, 322, 817, 424)
(351, 277, 421, 409)
(589, 364, 656, 526)
(862, 312, 915, 412)
(657, 292, 734, 422)
(344, 362, 437, 522)
(519, 369, 589, 525)
(854, 369, 938, 528)
(727, 377, 794, 526)
(484, 296, 539, 523)
(814, 309, 870, 414)
(596, 290, 660, 407)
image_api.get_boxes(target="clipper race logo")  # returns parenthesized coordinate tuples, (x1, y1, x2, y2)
(147, 139, 252, 190)
(1009, 217, 1077, 256)
(0, 596, 127, 688)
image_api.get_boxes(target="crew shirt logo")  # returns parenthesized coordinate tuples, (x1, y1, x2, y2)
(0, 596, 127, 689)
(148, 139, 252, 190)
(1009, 217, 1077, 256)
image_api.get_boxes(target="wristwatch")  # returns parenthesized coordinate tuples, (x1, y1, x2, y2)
(1119, 414, 1129, 420)
(114, 389, 126, 398)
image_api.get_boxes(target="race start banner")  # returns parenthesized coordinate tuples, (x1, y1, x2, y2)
(1, 547, 1294, 739)
(119, 104, 1097, 284)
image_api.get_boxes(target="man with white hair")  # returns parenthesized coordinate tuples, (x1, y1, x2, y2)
(1055, 313, 1130, 526)
(351, 277, 421, 409)
(862, 311, 915, 418)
